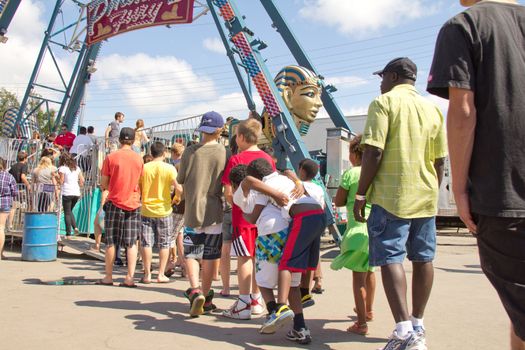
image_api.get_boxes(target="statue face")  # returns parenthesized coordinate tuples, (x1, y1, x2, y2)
(284, 84, 323, 124)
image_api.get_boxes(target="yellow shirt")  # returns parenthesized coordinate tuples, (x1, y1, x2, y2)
(362, 84, 448, 218)
(140, 161, 177, 218)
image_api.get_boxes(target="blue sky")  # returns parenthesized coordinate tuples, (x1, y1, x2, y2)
(0, 0, 499, 135)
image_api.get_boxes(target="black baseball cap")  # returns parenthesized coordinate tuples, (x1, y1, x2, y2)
(373, 57, 417, 81)
(119, 127, 135, 141)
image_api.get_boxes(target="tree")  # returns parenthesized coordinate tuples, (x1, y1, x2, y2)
(0, 88, 20, 117)
(0, 87, 56, 135)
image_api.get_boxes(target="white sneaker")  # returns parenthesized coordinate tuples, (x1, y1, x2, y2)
(222, 298, 251, 320)
(251, 295, 265, 315)
(286, 328, 312, 345)
(407, 330, 427, 350)
(378, 331, 424, 350)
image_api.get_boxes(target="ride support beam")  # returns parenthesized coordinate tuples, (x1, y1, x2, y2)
(15, 0, 64, 128)
(0, 0, 21, 42)
(259, 0, 353, 134)
(59, 42, 102, 130)
(207, 0, 256, 112)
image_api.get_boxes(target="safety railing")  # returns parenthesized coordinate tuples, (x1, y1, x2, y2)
(7, 183, 62, 235)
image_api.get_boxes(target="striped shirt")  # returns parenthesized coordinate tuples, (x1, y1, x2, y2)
(0, 171, 18, 209)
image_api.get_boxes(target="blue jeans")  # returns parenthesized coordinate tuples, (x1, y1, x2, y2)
(367, 205, 436, 267)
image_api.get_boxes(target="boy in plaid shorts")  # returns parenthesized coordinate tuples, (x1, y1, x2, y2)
(177, 112, 228, 317)
(97, 127, 143, 288)
(139, 141, 182, 284)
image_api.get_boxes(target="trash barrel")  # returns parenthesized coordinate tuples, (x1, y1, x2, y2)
(22, 212, 58, 262)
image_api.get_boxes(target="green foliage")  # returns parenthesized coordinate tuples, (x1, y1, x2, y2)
(0, 88, 20, 116)
(0, 87, 56, 135)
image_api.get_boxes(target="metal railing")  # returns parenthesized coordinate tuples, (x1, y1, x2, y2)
(7, 183, 62, 236)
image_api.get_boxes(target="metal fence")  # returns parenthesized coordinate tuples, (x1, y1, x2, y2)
(1, 115, 207, 240)
(1, 137, 102, 237)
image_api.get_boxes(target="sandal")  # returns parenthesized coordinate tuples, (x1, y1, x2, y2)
(95, 279, 113, 286)
(119, 282, 138, 288)
(347, 322, 368, 335)
(353, 307, 374, 321)
(139, 277, 151, 284)
(312, 277, 324, 294)
(311, 286, 324, 294)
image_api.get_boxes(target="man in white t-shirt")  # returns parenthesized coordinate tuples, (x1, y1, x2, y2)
(70, 126, 94, 155)
(70, 126, 94, 173)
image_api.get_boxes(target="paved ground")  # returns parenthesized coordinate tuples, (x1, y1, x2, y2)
(0, 234, 510, 350)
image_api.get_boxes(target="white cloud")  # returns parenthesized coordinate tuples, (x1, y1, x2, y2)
(299, 0, 439, 37)
(1, 1, 76, 102)
(325, 75, 368, 88)
(177, 92, 263, 119)
(93, 53, 218, 114)
(202, 37, 226, 55)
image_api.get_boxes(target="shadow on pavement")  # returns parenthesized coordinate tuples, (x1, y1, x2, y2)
(74, 299, 385, 349)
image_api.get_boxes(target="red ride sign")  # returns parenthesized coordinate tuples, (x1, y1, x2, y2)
(86, 0, 195, 45)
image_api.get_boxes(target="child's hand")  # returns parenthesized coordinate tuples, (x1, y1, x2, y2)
(291, 181, 305, 199)
(273, 192, 290, 207)
(172, 194, 181, 205)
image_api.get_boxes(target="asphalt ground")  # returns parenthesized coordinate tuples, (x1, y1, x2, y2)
(0, 234, 510, 350)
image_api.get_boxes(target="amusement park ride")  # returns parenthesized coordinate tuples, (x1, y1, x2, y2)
(0, 0, 360, 241)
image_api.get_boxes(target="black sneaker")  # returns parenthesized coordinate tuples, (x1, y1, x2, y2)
(184, 288, 205, 317)
(203, 290, 217, 314)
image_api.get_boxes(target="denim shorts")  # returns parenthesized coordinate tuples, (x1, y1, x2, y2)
(367, 205, 436, 267)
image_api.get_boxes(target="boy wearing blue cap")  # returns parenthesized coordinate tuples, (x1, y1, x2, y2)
(177, 111, 229, 317)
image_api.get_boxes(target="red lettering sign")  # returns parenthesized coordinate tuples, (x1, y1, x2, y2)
(86, 0, 195, 46)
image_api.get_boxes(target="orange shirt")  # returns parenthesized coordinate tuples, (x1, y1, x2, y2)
(101, 149, 143, 211)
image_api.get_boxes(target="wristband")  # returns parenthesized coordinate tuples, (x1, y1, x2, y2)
(355, 194, 366, 201)
(294, 180, 302, 186)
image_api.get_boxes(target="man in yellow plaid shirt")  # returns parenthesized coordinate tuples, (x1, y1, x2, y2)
(353, 57, 448, 350)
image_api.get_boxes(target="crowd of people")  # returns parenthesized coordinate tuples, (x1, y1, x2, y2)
(0, 1, 523, 349)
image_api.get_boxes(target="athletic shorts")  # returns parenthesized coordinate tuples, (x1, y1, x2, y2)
(183, 225, 222, 260)
(231, 226, 257, 257)
(141, 215, 174, 249)
(222, 211, 233, 242)
(104, 202, 141, 248)
(279, 209, 326, 273)
(367, 205, 436, 267)
(476, 215, 525, 340)
(255, 230, 300, 289)
(256, 260, 301, 289)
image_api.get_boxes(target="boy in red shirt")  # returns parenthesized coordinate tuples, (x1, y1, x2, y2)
(221, 118, 275, 319)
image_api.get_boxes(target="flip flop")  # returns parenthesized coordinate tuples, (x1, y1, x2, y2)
(164, 268, 175, 278)
(219, 290, 231, 297)
(311, 286, 324, 294)
(119, 282, 138, 288)
(139, 277, 151, 284)
(95, 279, 113, 286)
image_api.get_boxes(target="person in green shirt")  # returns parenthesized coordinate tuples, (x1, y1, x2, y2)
(332, 134, 376, 336)
(354, 57, 447, 350)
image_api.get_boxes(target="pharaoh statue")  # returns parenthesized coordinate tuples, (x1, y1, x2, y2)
(259, 65, 323, 146)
